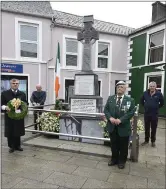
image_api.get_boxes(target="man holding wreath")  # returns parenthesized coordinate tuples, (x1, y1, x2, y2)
(1, 78, 28, 153)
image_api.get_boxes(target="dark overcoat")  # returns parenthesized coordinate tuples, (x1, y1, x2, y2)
(1, 89, 27, 137)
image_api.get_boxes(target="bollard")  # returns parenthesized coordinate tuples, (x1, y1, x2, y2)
(130, 104, 139, 162)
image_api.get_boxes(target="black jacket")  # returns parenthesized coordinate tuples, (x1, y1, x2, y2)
(141, 90, 164, 115)
(30, 91, 46, 105)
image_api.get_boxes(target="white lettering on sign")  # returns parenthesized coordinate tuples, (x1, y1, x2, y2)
(75, 75, 94, 95)
(71, 99, 96, 113)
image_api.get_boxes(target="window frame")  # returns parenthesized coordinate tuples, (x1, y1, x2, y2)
(15, 18, 42, 62)
(65, 38, 78, 68)
(148, 30, 165, 64)
(95, 39, 112, 71)
(144, 71, 165, 95)
(145, 24, 166, 66)
(62, 35, 82, 70)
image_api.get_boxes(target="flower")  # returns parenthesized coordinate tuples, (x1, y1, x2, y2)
(11, 98, 21, 110)
(99, 118, 144, 138)
(37, 112, 60, 132)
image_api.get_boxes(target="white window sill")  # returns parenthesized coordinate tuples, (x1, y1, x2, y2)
(94, 68, 110, 72)
(61, 66, 81, 71)
(148, 61, 165, 65)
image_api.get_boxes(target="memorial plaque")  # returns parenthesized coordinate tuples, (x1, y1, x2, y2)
(71, 99, 96, 113)
(74, 75, 94, 95)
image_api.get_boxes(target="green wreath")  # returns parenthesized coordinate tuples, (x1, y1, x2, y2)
(7, 100, 28, 120)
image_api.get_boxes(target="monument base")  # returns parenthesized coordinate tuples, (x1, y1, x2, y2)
(59, 115, 104, 144)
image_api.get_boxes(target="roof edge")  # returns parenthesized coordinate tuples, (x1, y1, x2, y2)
(129, 18, 166, 36)
(53, 23, 129, 37)
(1, 8, 53, 19)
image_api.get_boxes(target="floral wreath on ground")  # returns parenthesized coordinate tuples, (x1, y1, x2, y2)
(36, 99, 63, 132)
(99, 116, 144, 139)
(7, 98, 28, 120)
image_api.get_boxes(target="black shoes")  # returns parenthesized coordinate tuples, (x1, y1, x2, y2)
(118, 164, 125, 169)
(141, 141, 149, 146)
(108, 159, 125, 169)
(15, 147, 23, 151)
(9, 147, 23, 152)
(9, 148, 14, 153)
(151, 142, 156, 147)
(108, 160, 118, 166)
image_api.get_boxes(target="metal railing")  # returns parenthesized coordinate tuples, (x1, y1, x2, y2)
(26, 104, 140, 161)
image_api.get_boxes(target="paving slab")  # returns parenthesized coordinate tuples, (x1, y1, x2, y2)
(72, 166, 111, 181)
(2, 173, 24, 189)
(12, 166, 55, 182)
(107, 172, 148, 188)
(42, 161, 78, 174)
(148, 178, 166, 189)
(43, 171, 87, 188)
(10, 178, 59, 188)
(82, 178, 124, 188)
(65, 157, 99, 168)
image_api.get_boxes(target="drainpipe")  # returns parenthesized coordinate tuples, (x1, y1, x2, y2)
(46, 22, 54, 104)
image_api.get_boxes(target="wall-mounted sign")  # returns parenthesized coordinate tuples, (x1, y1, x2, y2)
(1, 63, 23, 73)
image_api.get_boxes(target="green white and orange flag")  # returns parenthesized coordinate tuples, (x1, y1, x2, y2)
(55, 42, 60, 98)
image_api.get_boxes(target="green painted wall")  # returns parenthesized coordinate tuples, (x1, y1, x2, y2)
(131, 33, 147, 67)
(130, 66, 166, 117)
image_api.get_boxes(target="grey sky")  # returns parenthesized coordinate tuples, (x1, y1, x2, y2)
(50, 2, 157, 29)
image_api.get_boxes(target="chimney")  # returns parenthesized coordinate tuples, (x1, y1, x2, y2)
(152, 1, 166, 23)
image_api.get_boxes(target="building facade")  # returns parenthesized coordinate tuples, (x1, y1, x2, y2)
(126, 2, 166, 117)
(1, 1, 134, 107)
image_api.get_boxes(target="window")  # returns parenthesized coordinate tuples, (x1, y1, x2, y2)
(66, 39, 78, 67)
(98, 42, 109, 68)
(147, 75, 162, 92)
(149, 30, 164, 64)
(19, 22, 38, 58)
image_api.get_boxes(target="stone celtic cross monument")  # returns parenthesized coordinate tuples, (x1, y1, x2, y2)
(70, 15, 103, 114)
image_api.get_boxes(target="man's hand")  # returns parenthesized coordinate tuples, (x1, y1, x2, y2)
(5, 106, 11, 112)
(109, 117, 116, 124)
(114, 119, 121, 125)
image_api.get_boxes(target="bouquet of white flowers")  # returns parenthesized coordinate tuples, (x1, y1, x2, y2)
(37, 112, 60, 132)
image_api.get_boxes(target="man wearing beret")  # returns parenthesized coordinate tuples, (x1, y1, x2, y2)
(104, 81, 136, 169)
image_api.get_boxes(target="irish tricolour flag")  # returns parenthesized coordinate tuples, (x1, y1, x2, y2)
(55, 42, 60, 98)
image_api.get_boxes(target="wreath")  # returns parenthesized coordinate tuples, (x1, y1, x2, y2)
(7, 98, 28, 120)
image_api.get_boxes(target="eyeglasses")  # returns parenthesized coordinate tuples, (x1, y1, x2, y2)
(12, 83, 19, 85)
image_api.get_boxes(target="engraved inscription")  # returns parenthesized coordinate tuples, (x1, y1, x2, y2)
(71, 99, 96, 113)
(75, 75, 94, 95)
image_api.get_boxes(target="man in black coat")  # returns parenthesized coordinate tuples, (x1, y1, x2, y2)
(1, 78, 27, 153)
(141, 81, 164, 147)
(30, 84, 46, 130)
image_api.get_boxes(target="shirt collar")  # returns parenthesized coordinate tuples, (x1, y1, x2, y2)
(11, 89, 18, 93)
(117, 94, 124, 99)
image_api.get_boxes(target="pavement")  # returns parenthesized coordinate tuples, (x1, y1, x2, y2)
(1, 115, 166, 189)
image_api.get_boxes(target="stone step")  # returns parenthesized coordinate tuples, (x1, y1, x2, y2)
(23, 135, 112, 158)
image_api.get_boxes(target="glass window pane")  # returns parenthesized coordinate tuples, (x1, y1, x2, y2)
(150, 30, 164, 47)
(20, 24, 37, 41)
(98, 43, 108, 56)
(66, 39, 78, 53)
(20, 42, 37, 58)
(149, 46, 163, 63)
(66, 55, 77, 66)
(98, 57, 108, 68)
(148, 76, 162, 88)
